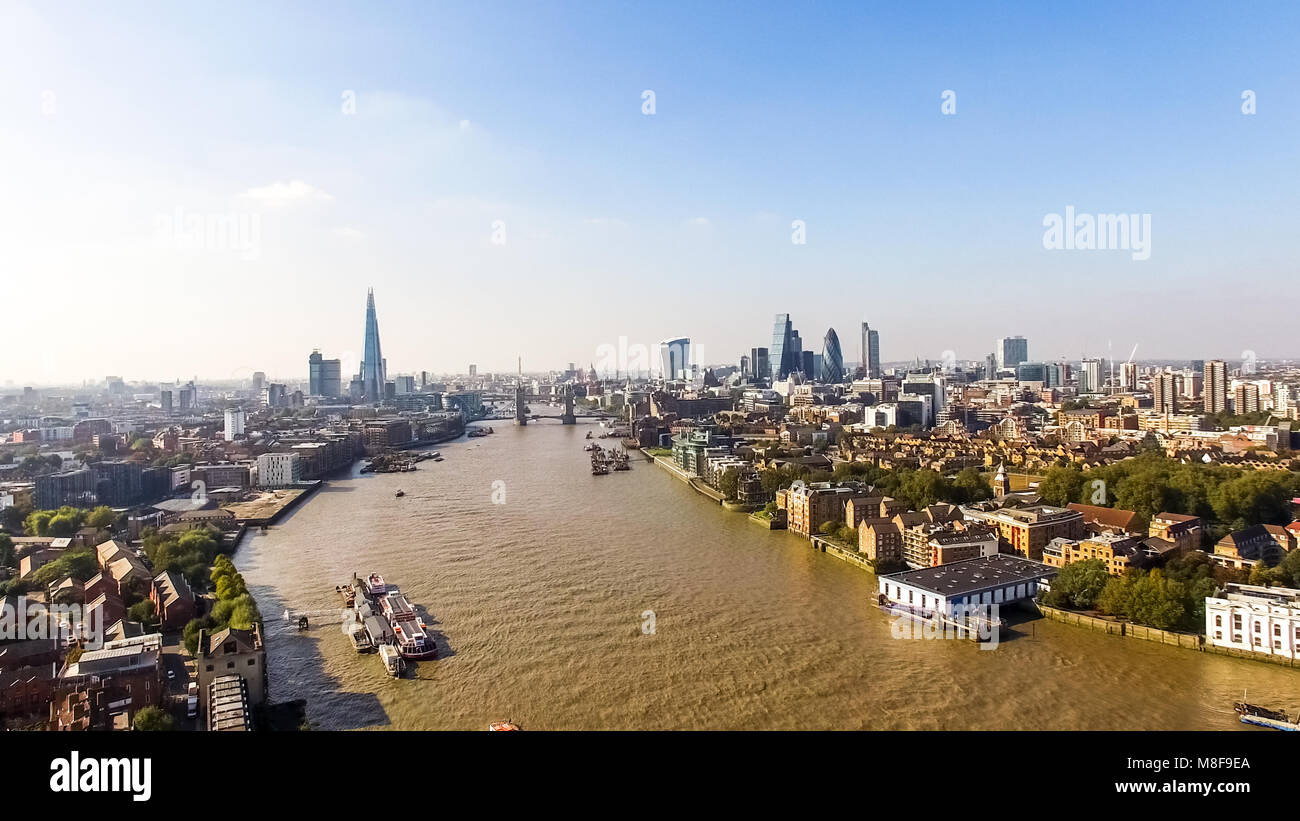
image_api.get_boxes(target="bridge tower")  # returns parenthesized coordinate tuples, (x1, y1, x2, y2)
(514, 385, 528, 426)
(560, 385, 576, 425)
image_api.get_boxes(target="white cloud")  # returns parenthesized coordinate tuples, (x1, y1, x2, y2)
(241, 180, 333, 205)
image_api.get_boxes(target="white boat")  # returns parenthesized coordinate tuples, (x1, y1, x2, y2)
(366, 573, 387, 597)
(378, 644, 404, 676)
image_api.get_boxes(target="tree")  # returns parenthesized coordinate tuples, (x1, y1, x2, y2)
(1037, 466, 1086, 506)
(1043, 559, 1110, 609)
(133, 706, 174, 731)
(128, 599, 157, 625)
(717, 470, 740, 501)
(951, 467, 994, 504)
(85, 506, 117, 530)
(0, 534, 14, 569)
(183, 618, 207, 655)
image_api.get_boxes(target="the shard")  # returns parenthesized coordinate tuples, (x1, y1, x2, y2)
(360, 288, 387, 402)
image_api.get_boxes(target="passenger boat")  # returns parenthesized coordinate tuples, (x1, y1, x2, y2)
(378, 644, 404, 676)
(380, 589, 438, 659)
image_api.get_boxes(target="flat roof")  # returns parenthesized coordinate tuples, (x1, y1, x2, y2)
(882, 554, 1058, 598)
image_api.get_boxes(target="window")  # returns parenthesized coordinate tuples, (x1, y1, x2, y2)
(226, 661, 235, 669)
(1215, 615, 1222, 627)
(248, 659, 256, 666)
(205, 665, 213, 672)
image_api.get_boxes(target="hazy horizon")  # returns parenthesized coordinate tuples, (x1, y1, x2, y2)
(3, 0, 1298, 384)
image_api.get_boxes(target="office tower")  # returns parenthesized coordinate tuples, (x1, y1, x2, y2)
(359, 288, 388, 403)
(1078, 358, 1103, 393)
(224, 407, 246, 441)
(770, 314, 798, 381)
(1204, 360, 1228, 414)
(860, 323, 881, 378)
(1016, 362, 1046, 382)
(1152, 370, 1180, 414)
(821, 328, 844, 383)
(310, 351, 342, 397)
(750, 347, 769, 383)
(739, 355, 750, 377)
(1233, 383, 1260, 414)
(178, 382, 195, 411)
(995, 336, 1028, 370)
(1044, 363, 1065, 388)
(394, 375, 416, 395)
(309, 351, 324, 396)
(310, 351, 341, 398)
(658, 338, 690, 380)
(800, 350, 815, 378)
(983, 354, 997, 380)
(160, 390, 173, 415)
(469, 364, 477, 377)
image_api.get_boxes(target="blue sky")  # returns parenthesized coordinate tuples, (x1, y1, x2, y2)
(1, 1, 1297, 383)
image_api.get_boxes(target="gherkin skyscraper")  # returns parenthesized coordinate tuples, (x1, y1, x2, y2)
(822, 327, 844, 383)
(360, 288, 387, 403)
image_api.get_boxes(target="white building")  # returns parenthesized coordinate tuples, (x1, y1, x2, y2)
(256, 452, 301, 488)
(1205, 583, 1300, 660)
(878, 555, 1057, 617)
(224, 408, 246, 442)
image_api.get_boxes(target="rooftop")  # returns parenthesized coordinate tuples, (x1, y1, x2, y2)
(882, 554, 1058, 597)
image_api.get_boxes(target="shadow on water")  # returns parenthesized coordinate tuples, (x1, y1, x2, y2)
(249, 582, 392, 730)
(414, 605, 456, 662)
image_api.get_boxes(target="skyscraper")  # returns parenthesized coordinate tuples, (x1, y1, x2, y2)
(996, 336, 1028, 370)
(1079, 358, 1103, 394)
(770, 314, 798, 381)
(860, 322, 881, 378)
(659, 338, 690, 380)
(822, 328, 844, 383)
(360, 289, 387, 403)
(1204, 360, 1228, 414)
(1152, 370, 1180, 414)
(750, 347, 769, 383)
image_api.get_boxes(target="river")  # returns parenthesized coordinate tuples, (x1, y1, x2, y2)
(235, 423, 1296, 730)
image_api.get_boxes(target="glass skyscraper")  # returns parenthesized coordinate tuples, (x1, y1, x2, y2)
(770, 314, 797, 381)
(360, 288, 387, 403)
(822, 327, 844, 383)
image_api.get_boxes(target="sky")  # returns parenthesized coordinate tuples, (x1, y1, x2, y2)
(1, 0, 1298, 385)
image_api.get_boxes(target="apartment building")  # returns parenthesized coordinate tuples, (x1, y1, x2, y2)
(786, 480, 864, 538)
(256, 452, 301, 488)
(961, 503, 1086, 561)
(1149, 512, 1203, 552)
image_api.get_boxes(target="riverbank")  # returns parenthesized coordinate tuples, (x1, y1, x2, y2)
(1036, 603, 1299, 669)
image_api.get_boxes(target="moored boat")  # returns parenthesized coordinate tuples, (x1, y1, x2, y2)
(378, 643, 404, 676)
(1234, 698, 1299, 730)
(366, 573, 388, 597)
(489, 721, 521, 731)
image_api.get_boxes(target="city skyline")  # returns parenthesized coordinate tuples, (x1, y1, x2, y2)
(3, 1, 1300, 383)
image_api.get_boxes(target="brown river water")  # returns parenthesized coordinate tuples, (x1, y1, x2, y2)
(235, 422, 1296, 730)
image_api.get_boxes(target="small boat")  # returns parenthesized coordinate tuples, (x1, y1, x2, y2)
(1235, 694, 1300, 730)
(378, 644, 404, 677)
(395, 490, 405, 498)
(366, 573, 388, 597)
(585, 431, 593, 439)
(433, 456, 443, 462)
(489, 721, 521, 731)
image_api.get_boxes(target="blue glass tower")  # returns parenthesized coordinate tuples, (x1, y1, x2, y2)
(360, 288, 386, 403)
(822, 327, 844, 383)
(770, 313, 797, 381)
